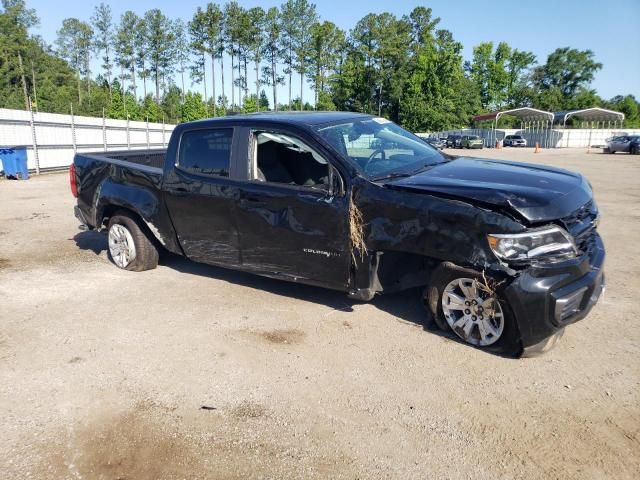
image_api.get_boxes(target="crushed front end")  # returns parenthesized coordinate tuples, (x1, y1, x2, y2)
(501, 201, 605, 351)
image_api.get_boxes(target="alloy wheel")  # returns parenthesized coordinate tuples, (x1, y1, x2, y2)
(441, 277, 504, 346)
(108, 224, 137, 268)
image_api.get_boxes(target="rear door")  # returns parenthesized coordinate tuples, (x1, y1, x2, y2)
(163, 126, 242, 267)
(234, 127, 352, 290)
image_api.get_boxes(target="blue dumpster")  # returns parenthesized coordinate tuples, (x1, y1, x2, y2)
(0, 146, 29, 180)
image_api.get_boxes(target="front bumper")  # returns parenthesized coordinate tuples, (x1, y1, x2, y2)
(504, 232, 605, 348)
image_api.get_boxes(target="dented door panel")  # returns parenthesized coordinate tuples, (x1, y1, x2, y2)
(163, 168, 242, 267)
(235, 182, 351, 290)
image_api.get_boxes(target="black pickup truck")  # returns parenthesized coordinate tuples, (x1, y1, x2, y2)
(71, 112, 605, 356)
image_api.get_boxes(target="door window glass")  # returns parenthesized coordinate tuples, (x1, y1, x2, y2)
(252, 132, 329, 190)
(179, 128, 233, 176)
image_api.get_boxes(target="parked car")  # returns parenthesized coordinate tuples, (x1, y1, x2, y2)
(71, 112, 604, 356)
(504, 135, 527, 147)
(446, 134, 463, 148)
(605, 135, 640, 154)
(461, 135, 484, 149)
(424, 136, 445, 149)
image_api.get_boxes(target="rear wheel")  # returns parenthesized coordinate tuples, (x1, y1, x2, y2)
(424, 263, 521, 356)
(107, 212, 159, 271)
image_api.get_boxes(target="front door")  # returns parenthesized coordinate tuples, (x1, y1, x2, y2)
(163, 127, 242, 267)
(235, 129, 351, 290)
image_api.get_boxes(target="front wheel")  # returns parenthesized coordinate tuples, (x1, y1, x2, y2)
(424, 263, 521, 356)
(107, 212, 159, 271)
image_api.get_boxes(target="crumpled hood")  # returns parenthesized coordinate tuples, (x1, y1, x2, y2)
(386, 157, 592, 223)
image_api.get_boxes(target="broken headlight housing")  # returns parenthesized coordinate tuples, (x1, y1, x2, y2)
(487, 226, 577, 263)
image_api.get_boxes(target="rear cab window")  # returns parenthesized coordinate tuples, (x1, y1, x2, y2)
(178, 128, 233, 177)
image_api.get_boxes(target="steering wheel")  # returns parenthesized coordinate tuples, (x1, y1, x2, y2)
(363, 148, 386, 171)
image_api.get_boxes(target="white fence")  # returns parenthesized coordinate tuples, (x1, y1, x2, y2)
(0, 108, 176, 172)
(3, 105, 638, 174)
(420, 128, 640, 148)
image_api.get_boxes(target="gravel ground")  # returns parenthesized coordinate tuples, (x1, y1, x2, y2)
(0, 147, 639, 479)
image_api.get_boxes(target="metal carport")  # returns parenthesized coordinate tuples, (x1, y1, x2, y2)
(554, 107, 625, 129)
(473, 107, 555, 148)
(553, 108, 625, 149)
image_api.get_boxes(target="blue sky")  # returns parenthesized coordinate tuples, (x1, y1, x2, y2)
(25, 0, 640, 106)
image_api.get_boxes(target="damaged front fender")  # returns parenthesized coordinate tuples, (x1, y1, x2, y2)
(357, 180, 523, 271)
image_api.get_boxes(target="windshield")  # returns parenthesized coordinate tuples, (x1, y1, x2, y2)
(316, 117, 446, 179)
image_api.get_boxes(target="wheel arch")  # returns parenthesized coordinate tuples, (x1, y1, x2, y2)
(94, 179, 181, 254)
(427, 261, 524, 355)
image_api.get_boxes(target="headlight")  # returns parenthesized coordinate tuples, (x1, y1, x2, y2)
(487, 226, 577, 263)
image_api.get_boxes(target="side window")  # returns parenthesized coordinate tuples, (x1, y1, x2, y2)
(252, 131, 329, 190)
(178, 128, 233, 177)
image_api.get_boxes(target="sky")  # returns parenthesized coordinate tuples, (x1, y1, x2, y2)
(24, 0, 640, 107)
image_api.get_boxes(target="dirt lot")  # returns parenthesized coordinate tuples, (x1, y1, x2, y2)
(1, 147, 639, 479)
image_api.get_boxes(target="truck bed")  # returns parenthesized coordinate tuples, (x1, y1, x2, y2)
(95, 148, 167, 170)
(73, 148, 167, 230)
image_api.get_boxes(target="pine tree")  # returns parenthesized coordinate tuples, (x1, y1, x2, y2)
(56, 17, 93, 103)
(261, 7, 284, 111)
(91, 2, 113, 100)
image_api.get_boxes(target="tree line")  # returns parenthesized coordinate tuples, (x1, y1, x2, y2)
(1, 0, 638, 128)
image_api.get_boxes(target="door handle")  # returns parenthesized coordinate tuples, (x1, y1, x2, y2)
(240, 195, 266, 207)
(173, 187, 189, 197)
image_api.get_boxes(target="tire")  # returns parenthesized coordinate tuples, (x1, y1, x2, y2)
(107, 211, 159, 271)
(423, 263, 521, 356)
(631, 146, 638, 155)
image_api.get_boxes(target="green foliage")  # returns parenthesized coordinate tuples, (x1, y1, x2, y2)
(143, 9, 176, 101)
(260, 6, 285, 110)
(536, 48, 602, 95)
(258, 89, 270, 110)
(107, 85, 141, 119)
(161, 85, 183, 124)
(532, 47, 602, 110)
(289, 97, 313, 111)
(316, 91, 336, 111)
(91, 3, 113, 93)
(114, 11, 139, 97)
(189, 3, 224, 109)
(308, 21, 345, 108)
(241, 93, 259, 113)
(141, 93, 163, 122)
(55, 17, 93, 102)
(605, 95, 640, 127)
(181, 91, 208, 121)
(1, 0, 635, 133)
(466, 42, 536, 111)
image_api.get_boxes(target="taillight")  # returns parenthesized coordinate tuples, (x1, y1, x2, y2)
(69, 163, 78, 198)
